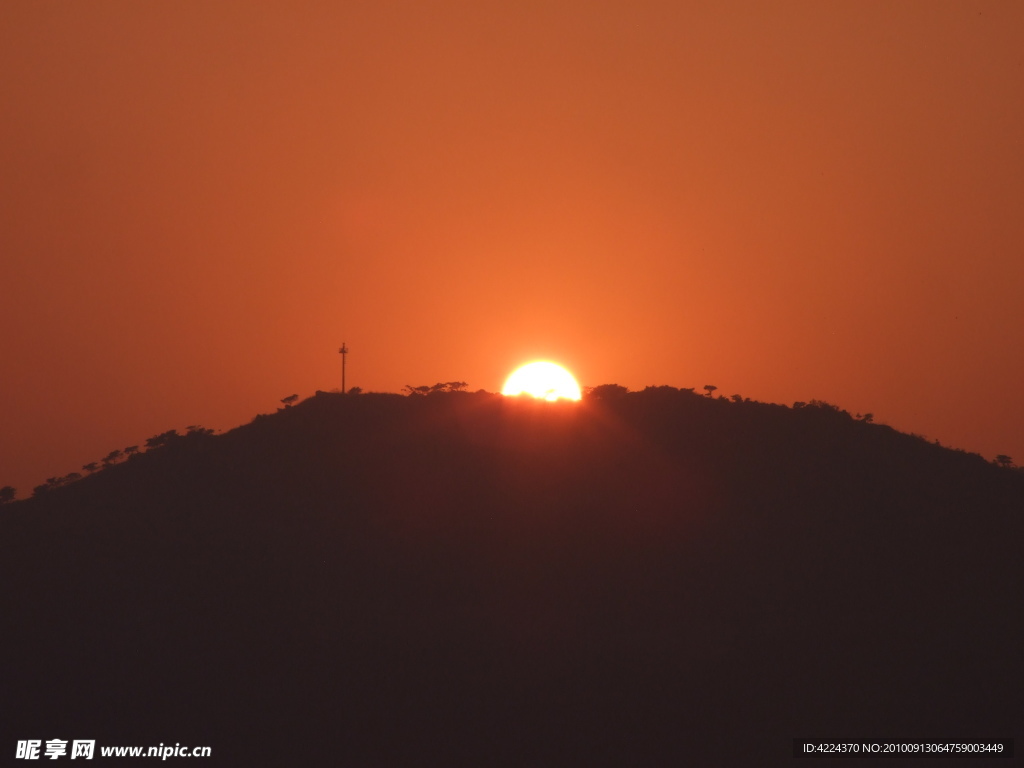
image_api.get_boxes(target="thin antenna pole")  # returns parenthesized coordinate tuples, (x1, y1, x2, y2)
(339, 343, 349, 394)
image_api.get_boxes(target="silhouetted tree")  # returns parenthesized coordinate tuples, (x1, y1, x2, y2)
(348, 386, 363, 395)
(703, 385, 717, 398)
(186, 425, 214, 436)
(145, 430, 180, 450)
(587, 384, 629, 401)
(83, 462, 99, 473)
(124, 445, 139, 457)
(405, 382, 468, 396)
(281, 394, 299, 408)
(0, 486, 15, 504)
(994, 454, 1014, 468)
(808, 399, 840, 411)
(40, 477, 66, 492)
(102, 450, 122, 467)
(730, 394, 742, 403)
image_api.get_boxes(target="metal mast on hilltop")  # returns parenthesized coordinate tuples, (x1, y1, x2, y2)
(339, 343, 349, 394)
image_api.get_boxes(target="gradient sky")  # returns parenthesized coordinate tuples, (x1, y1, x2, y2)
(2, 1, 1023, 496)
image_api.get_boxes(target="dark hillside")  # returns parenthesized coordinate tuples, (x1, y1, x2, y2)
(3, 389, 1021, 765)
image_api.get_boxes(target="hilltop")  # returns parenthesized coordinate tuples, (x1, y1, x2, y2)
(2, 388, 1021, 765)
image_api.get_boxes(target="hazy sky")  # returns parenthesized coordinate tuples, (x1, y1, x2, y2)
(3, 1, 1023, 495)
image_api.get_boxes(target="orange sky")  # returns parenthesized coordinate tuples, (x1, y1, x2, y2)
(2, 1, 1023, 496)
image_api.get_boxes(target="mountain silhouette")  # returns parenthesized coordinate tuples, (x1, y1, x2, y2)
(3, 388, 1020, 765)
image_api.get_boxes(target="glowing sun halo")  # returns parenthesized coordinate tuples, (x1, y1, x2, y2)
(502, 361, 582, 402)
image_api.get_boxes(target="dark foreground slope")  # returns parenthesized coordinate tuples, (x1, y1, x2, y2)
(3, 390, 1021, 765)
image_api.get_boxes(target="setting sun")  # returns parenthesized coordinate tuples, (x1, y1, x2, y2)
(501, 361, 582, 401)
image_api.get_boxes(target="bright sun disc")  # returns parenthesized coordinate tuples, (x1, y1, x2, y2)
(502, 361, 582, 402)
